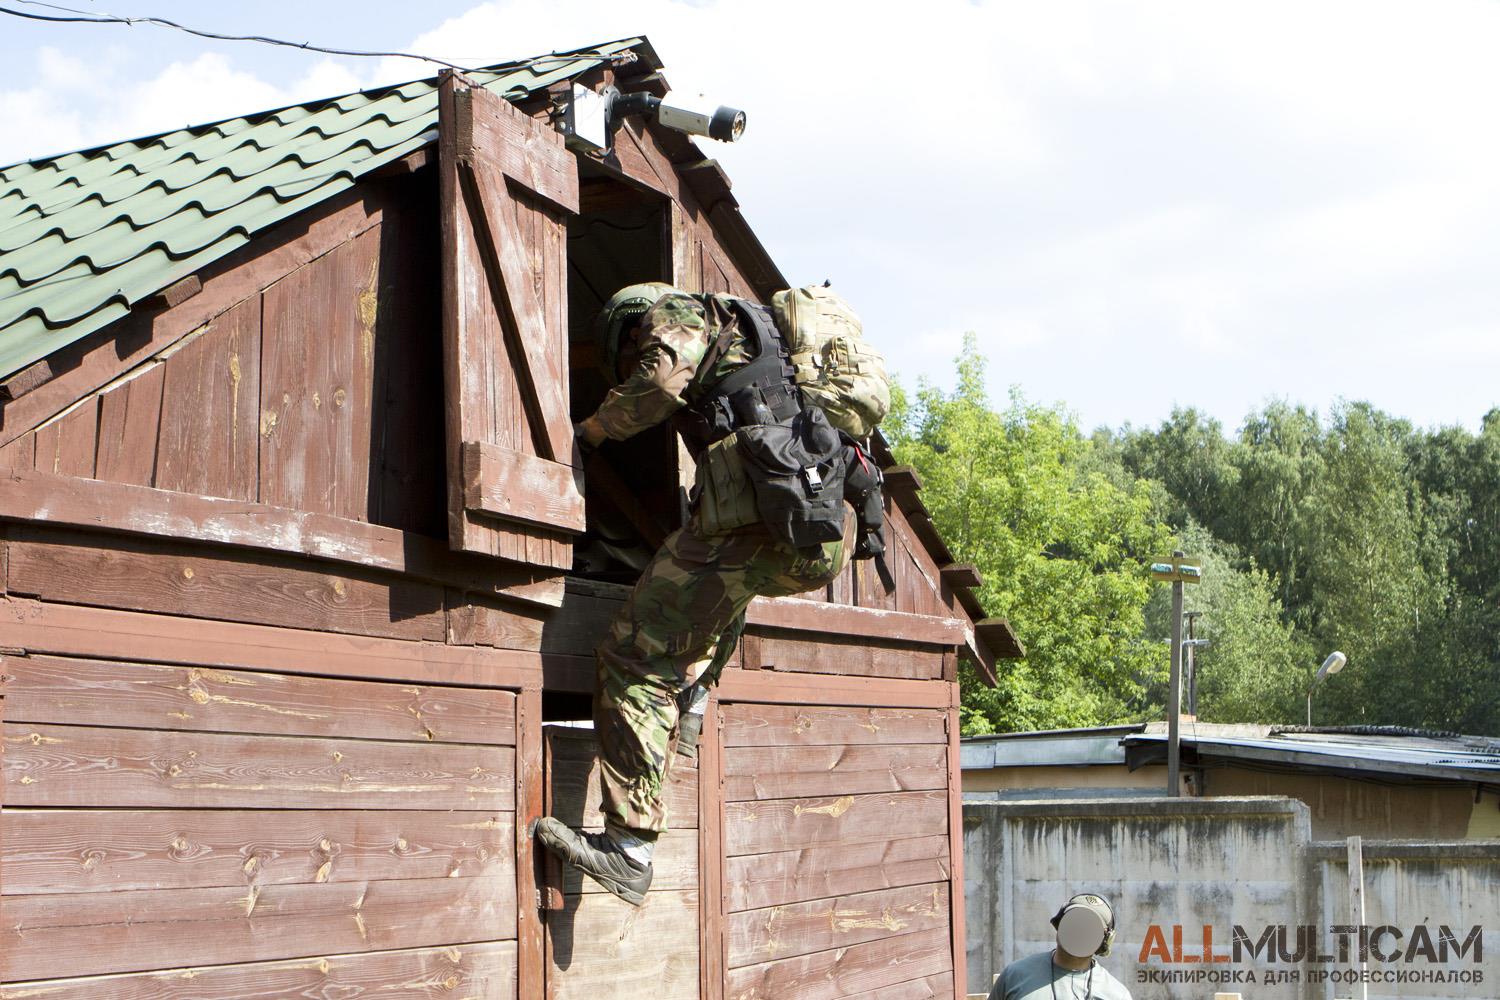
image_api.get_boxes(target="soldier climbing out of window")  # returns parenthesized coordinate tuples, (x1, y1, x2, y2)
(533, 281, 892, 905)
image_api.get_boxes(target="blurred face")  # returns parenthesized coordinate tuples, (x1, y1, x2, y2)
(1056, 906, 1108, 959)
(614, 317, 644, 383)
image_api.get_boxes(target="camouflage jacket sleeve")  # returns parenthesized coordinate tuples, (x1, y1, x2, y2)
(593, 294, 715, 441)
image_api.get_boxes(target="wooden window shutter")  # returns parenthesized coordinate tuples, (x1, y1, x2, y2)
(437, 72, 583, 569)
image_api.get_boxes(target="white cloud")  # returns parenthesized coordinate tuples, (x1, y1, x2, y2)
(0, 49, 374, 164)
(3, 0, 1498, 429)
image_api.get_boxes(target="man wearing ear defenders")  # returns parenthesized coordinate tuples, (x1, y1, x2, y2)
(988, 893, 1133, 1000)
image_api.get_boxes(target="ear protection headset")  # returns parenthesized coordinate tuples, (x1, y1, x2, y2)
(1050, 893, 1116, 957)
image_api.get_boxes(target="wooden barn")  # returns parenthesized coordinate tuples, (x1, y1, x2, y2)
(0, 37, 1019, 1000)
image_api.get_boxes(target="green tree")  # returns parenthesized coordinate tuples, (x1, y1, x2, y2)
(887, 336, 1174, 734)
(1225, 401, 1326, 617)
(1120, 408, 1241, 537)
(1140, 522, 1310, 725)
(1301, 404, 1446, 724)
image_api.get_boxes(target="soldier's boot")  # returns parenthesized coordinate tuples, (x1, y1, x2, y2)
(532, 817, 653, 906)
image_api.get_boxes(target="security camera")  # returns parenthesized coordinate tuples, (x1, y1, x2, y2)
(608, 89, 746, 142)
(558, 84, 747, 154)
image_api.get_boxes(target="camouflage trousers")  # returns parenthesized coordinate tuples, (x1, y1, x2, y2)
(595, 512, 851, 834)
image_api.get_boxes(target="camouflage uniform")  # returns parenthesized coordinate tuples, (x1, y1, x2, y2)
(591, 293, 851, 835)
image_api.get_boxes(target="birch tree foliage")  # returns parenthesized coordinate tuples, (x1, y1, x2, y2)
(886, 335, 1173, 735)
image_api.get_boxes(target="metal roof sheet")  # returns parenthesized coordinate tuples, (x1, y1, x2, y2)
(0, 38, 646, 380)
(1123, 732, 1500, 785)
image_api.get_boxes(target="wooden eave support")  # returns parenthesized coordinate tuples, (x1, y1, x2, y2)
(976, 618, 1025, 660)
(0, 358, 54, 402)
(369, 146, 434, 179)
(940, 563, 983, 590)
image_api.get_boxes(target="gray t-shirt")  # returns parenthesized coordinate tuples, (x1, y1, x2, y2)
(987, 950, 1132, 1000)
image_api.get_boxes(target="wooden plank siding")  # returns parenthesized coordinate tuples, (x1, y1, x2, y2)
(542, 725, 700, 1000)
(0, 943, 519, 1000)
(2, 173, 448, 545)
(6, 527, 447, 642)
(718, 703, 955, 1000)
(0, 648, 520, 991)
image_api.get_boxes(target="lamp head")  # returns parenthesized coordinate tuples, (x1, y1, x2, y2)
(1316, 651, 1347, 681)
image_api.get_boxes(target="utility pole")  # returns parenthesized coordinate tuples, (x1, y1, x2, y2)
(1151, 551, 1202, 797)
(1183, 611, 1204, 717)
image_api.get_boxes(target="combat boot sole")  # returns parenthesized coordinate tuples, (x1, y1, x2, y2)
(532, 817, 653, 906)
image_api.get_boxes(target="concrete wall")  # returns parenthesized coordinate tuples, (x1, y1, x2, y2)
(964, 797, 1500, 1000)
(963, 763, 1500, 840)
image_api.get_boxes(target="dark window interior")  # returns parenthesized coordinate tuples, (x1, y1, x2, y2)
(567, 176, 686, 583)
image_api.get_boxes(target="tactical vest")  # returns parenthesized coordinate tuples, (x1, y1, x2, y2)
(673, 300, 800, 453)
(673, 300, 848, 550)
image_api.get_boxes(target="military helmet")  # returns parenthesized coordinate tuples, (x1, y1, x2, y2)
(595, 282, 681, 381)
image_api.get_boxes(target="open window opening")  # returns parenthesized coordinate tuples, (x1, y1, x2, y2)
(566, 173, 687, 585)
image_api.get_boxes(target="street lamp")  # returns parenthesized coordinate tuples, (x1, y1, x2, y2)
(1306, 651, 1348, 727)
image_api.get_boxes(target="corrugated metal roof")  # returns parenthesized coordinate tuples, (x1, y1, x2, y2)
(0, 38, 645, 381)
(1123, 731, 1500, 785)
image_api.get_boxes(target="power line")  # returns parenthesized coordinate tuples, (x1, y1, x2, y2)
(0, 1, 476, 71)
(0, 2, 625, 76)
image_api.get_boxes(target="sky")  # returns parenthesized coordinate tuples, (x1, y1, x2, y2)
(2, 0, 1497, 435)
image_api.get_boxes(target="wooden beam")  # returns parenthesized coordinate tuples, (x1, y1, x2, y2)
(0, 358, 53, 402)
(724, 927, 951, 999)
(7, 528, 447, 643)
(140, 273, 202, 311)
(940, 563, 983, 591)
(976, 618, 1025, 660)
(961, 622, 1000, 688)
(745, 595, 964, 647)
(727, 883, 949, 969)
(946, 700, 968, 997)
(720, 704, 947, 748)
(722, 834, 951, 913)
(0, 470, 564, 607)
(724, 789, 947, 857)
(699, 697, 726, 1000)
(714, 667, 953, 709)
(515, 686, 545, 1000)
(370, 145, 433, 178)
(463, 440, 587, 532)
(882, 465, 924, 503)
(558, 579, 964, 649)
(447, 75, 580, 216)
(0, 665, 5, 906)
(0, 598, 545, 691)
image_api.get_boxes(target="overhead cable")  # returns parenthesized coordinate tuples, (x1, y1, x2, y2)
(1, 2, 637, 76)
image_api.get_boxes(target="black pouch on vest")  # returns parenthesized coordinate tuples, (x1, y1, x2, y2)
(737, 406, 848, 549)
(841, 439, 886, 560)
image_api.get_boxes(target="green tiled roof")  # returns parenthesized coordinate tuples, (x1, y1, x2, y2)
(0, 38, 645, 381)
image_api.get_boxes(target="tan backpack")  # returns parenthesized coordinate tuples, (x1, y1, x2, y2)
(771, 285, 890, 440)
